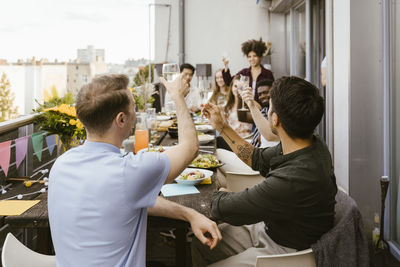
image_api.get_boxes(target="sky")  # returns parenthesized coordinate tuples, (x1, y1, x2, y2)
(0, 0, 151, 64)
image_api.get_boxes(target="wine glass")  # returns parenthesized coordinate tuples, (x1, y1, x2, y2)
(238, 75, 250, 111)
(162, 63, 180, 82)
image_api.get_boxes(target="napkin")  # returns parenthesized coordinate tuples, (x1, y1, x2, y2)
(0, 200, 40, 216)
(161, 184, 200, 197)
(200, 176, 212, 184)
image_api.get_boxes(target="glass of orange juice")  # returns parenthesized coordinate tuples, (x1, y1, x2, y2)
(134, 113, 149, 153)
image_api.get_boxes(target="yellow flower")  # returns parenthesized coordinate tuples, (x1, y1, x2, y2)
(76, 120, 84, 130)
(44, 106, 59, 112)
(69, 119, 77, 125)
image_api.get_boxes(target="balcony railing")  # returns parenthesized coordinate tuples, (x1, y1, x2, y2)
(0, 115, 59, 184)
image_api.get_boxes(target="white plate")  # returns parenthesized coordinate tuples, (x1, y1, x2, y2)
(195, 124, 214, 132)
(157, 115, 171, 121)
(175, 168, 213, 185)
(198, 134, 215, 145)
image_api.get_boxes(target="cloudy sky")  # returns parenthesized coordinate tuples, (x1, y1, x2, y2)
(0, 0, 151, 63)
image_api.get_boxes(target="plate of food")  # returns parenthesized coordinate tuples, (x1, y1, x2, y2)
(157, 115, 171, 121)
(189, 154, 223, 170)
(195, 124, 214, 132)
(137, 146, 170, 153)
(175, 168, 213, 185)
(198, 134, 215, 144)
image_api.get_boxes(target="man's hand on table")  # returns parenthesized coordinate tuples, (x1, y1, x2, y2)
(187, 210, 222, 250)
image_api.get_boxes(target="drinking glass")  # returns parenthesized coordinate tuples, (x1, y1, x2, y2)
(146, 108, 157, 143)
(134, 113, 149, 153)
(222, 51, 230, 63)
(238, 75, 250, 111)
(200, 89, 210, 105)
(162, 63, 180, 82)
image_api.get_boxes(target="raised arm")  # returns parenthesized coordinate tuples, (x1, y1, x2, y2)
(241, 87, 279, 142)
(148, 197, 222, 249)
(202, 102, 254, 167)
(161, 76, 199, 182)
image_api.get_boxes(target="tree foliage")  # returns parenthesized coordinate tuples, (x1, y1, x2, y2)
(0, 73, 18, 122)
(133, 64, 154, 87)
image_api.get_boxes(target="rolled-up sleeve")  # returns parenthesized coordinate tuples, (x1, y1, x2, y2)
(210, 174, 292, 225)
(251, 145, 280, 177)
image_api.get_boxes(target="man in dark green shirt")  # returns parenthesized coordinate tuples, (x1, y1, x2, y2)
(194, 76, 337, 267)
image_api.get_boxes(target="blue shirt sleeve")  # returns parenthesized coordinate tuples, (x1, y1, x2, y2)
(122, 152, 170, 208)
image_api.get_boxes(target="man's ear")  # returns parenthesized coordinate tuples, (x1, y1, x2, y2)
(115, 112, 126, 128)
(272, 112, 280, 127)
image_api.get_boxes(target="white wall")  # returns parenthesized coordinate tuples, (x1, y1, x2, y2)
(333, 0, 350, 192)
(154, 0, 272, 85)
(41, 64, 68, 97)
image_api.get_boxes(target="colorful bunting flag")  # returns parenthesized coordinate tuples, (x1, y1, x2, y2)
(15, 136, 29, 168)
(31, 131, 44, 162)
(0, 141, 12, 176)
(45, 134, 57, 156)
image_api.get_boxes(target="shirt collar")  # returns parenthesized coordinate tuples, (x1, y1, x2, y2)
(270, 136, 318, 167)
(81, 141, 121, 154)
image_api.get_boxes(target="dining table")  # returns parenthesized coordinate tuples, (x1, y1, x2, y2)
(3, 127, 219, 267)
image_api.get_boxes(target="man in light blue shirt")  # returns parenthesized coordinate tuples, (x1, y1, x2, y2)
(48, 74, 221, 267)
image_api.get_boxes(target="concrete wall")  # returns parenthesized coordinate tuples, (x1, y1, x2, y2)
(332, 0, 383, 235)
(332, 0, 350, 192)
(269, 13, 287, 78)
(348, 0, 383, 236)
(153, 0, 272, 86)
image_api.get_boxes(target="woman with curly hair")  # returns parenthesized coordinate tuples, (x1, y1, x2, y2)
(222, 38, 274, 106)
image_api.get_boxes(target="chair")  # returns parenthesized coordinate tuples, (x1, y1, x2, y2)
(2, 233, 56, 267)
(256, 248, 316, 267)
(216, 149, 265, 192)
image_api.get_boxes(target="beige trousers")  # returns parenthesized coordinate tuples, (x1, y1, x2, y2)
(191, 222, 296, 267)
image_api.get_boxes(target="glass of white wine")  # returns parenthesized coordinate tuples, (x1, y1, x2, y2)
(162, 63, 180, 82)
(238, 75, 250, 111)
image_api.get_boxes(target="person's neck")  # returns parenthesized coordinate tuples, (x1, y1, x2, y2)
(87, 132, 123, 148)
(220, 86, 228, 95)
(252, 65, 261, 71)
(279, 132, 313, 155)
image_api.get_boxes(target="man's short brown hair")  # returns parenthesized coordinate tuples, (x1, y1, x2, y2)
(76, 74, 131, 135)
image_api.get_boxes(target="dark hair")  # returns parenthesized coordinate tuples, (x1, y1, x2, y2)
(180, 63, 195, 74)
(269, 76, 324, 139)
(256, 79, 274, 90)
(241, 38, 267, 57)
(76, 74, 131, 135)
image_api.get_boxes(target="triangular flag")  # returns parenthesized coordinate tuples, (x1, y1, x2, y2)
(0, 141, 12, 176)
(45, 134, 57, 156)
(31, 131, 44, 162)
(15, 136, 29, 168)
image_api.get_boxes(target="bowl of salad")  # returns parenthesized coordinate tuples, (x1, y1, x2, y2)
(175, 168, 213, 185)
(189, 154, 222, 170)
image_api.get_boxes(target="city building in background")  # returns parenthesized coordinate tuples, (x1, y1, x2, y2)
(77, 45, 105, 63)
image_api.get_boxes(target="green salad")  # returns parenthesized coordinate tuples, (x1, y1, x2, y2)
(181, 170, 205, 180)
(190, 154, 220, 168)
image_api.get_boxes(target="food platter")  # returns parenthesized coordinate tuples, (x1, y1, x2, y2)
(175, 168, 213, 185)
